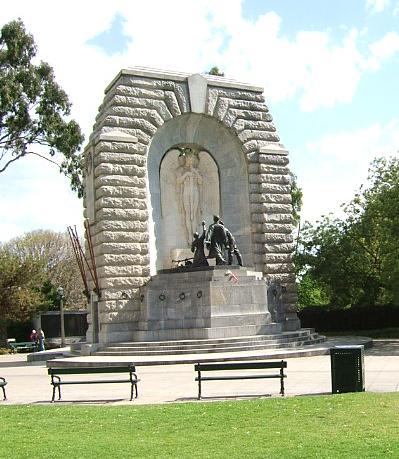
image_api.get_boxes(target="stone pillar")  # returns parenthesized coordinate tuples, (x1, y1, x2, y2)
(257, 144, 299, 331)
(84, 130, 151, 344)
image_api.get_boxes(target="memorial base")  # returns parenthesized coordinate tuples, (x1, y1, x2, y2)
(134, 266, 283, 341)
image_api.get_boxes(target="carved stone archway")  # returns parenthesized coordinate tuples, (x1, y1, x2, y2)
(83, 67, 299, 346)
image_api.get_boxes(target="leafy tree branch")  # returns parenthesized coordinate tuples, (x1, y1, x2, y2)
(0, 18, 84, 196)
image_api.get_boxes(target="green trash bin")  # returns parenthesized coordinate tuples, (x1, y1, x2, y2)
(330, 345, 365, 393)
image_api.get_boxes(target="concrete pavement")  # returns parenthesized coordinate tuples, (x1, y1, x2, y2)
(1, 339, 399, 405)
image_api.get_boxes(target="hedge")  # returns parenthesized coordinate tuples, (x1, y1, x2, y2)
(298, 305, 399, 332)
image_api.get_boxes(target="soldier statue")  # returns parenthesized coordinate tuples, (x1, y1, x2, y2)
(206, 215, 228, 265)
(191, 221, 209, 267)
(220, 221, 243, 266)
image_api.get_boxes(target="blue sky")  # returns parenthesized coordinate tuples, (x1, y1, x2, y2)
(87, 13, 132, 55)
(1, 0, 398, 242)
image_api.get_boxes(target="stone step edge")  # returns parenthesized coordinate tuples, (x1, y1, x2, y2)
(96, 339, 326, 356)
(112, 329, 317, 347)
(92, 347, 330, 363)
(101, 334, 324, 351)
(96, 330, 319, 351)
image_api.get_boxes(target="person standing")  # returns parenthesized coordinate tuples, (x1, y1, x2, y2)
(37, 328, 45, 351)
(30, 329, 38, 351)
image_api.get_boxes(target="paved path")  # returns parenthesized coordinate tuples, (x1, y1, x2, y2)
(1, 340, 398, 405)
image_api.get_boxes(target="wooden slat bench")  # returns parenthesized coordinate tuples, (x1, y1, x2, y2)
(195, 360, 287, 399)
(48, 365, 139, 402)
(0, 377, 7, 400)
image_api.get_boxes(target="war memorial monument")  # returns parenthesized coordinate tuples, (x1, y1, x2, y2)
(81, 67, 321, 355)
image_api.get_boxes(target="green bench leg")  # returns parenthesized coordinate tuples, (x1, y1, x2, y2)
(0, 378, 6, 401)
(130, 382, 138, 401)
(51, 384, 61, 402)
(280, 368, 285, 396)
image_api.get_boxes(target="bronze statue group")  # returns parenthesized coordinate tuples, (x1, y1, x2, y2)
(191, 215, 243, 267)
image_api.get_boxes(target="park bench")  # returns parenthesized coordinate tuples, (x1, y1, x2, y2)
(0, 377, 7, 400)
(194, 360, 287, 399)
(8, 341, 37, 353)
(48, 365, 139, 402)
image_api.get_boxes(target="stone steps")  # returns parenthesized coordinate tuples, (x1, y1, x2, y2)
(104, 329, 316, 348)
(95, 329, 325, 356)
(100, 339, 306, 354)
(95, 339, 326, 356)
(132, 323, 284, 341)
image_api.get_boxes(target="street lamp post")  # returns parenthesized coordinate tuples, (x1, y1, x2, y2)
(57, 287, 66, 348)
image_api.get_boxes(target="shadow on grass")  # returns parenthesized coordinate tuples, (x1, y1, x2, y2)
(32, 398, 128, 405)
(174, 392, 337, 403)
(294, 392, 331, 397)
(174, 393, 273, 402)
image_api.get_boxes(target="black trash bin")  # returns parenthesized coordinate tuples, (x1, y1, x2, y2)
(330, 345, 365, 394)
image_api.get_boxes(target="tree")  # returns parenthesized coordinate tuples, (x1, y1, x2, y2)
(345, 157, 399, 304)
(296, 156, 399, 308)
(0, 19, 84, 196)
(4, 229, 86, 309)
(296, 271, 330, 308)
(296, 216, 372, 308)
(0, 229, 86, 345)
(0, 248, 44, 347)
(290, 172, 303, 227)
(207, 66, 225, 76)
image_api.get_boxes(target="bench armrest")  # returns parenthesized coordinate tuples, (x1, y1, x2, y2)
(50, 374, 61, 385)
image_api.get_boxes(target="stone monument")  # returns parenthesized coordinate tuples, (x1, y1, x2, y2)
(82, 67, 300, 348)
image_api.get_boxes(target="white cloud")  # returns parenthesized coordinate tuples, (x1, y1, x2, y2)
(2, 0, 398, 124)
(217, 17, 393, 112)
(366, 0, 391, 13)
(299, 121, 399, 223)
(1, 1, 399, 239)
(0, 154, 83, 243)
(367, 32, 399, 69)
(295, 30, 365, 111)
(1, 1, 246, 138)
(307, 121, 399, 161)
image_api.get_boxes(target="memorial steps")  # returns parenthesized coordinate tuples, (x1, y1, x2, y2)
(94, 328, 325, 356)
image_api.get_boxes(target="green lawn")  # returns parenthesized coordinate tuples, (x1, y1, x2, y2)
(1, 393, 399, 458)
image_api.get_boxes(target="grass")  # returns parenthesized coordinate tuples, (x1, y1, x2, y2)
(1, 393, 399, 458)
(324, 327, 399, 338)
